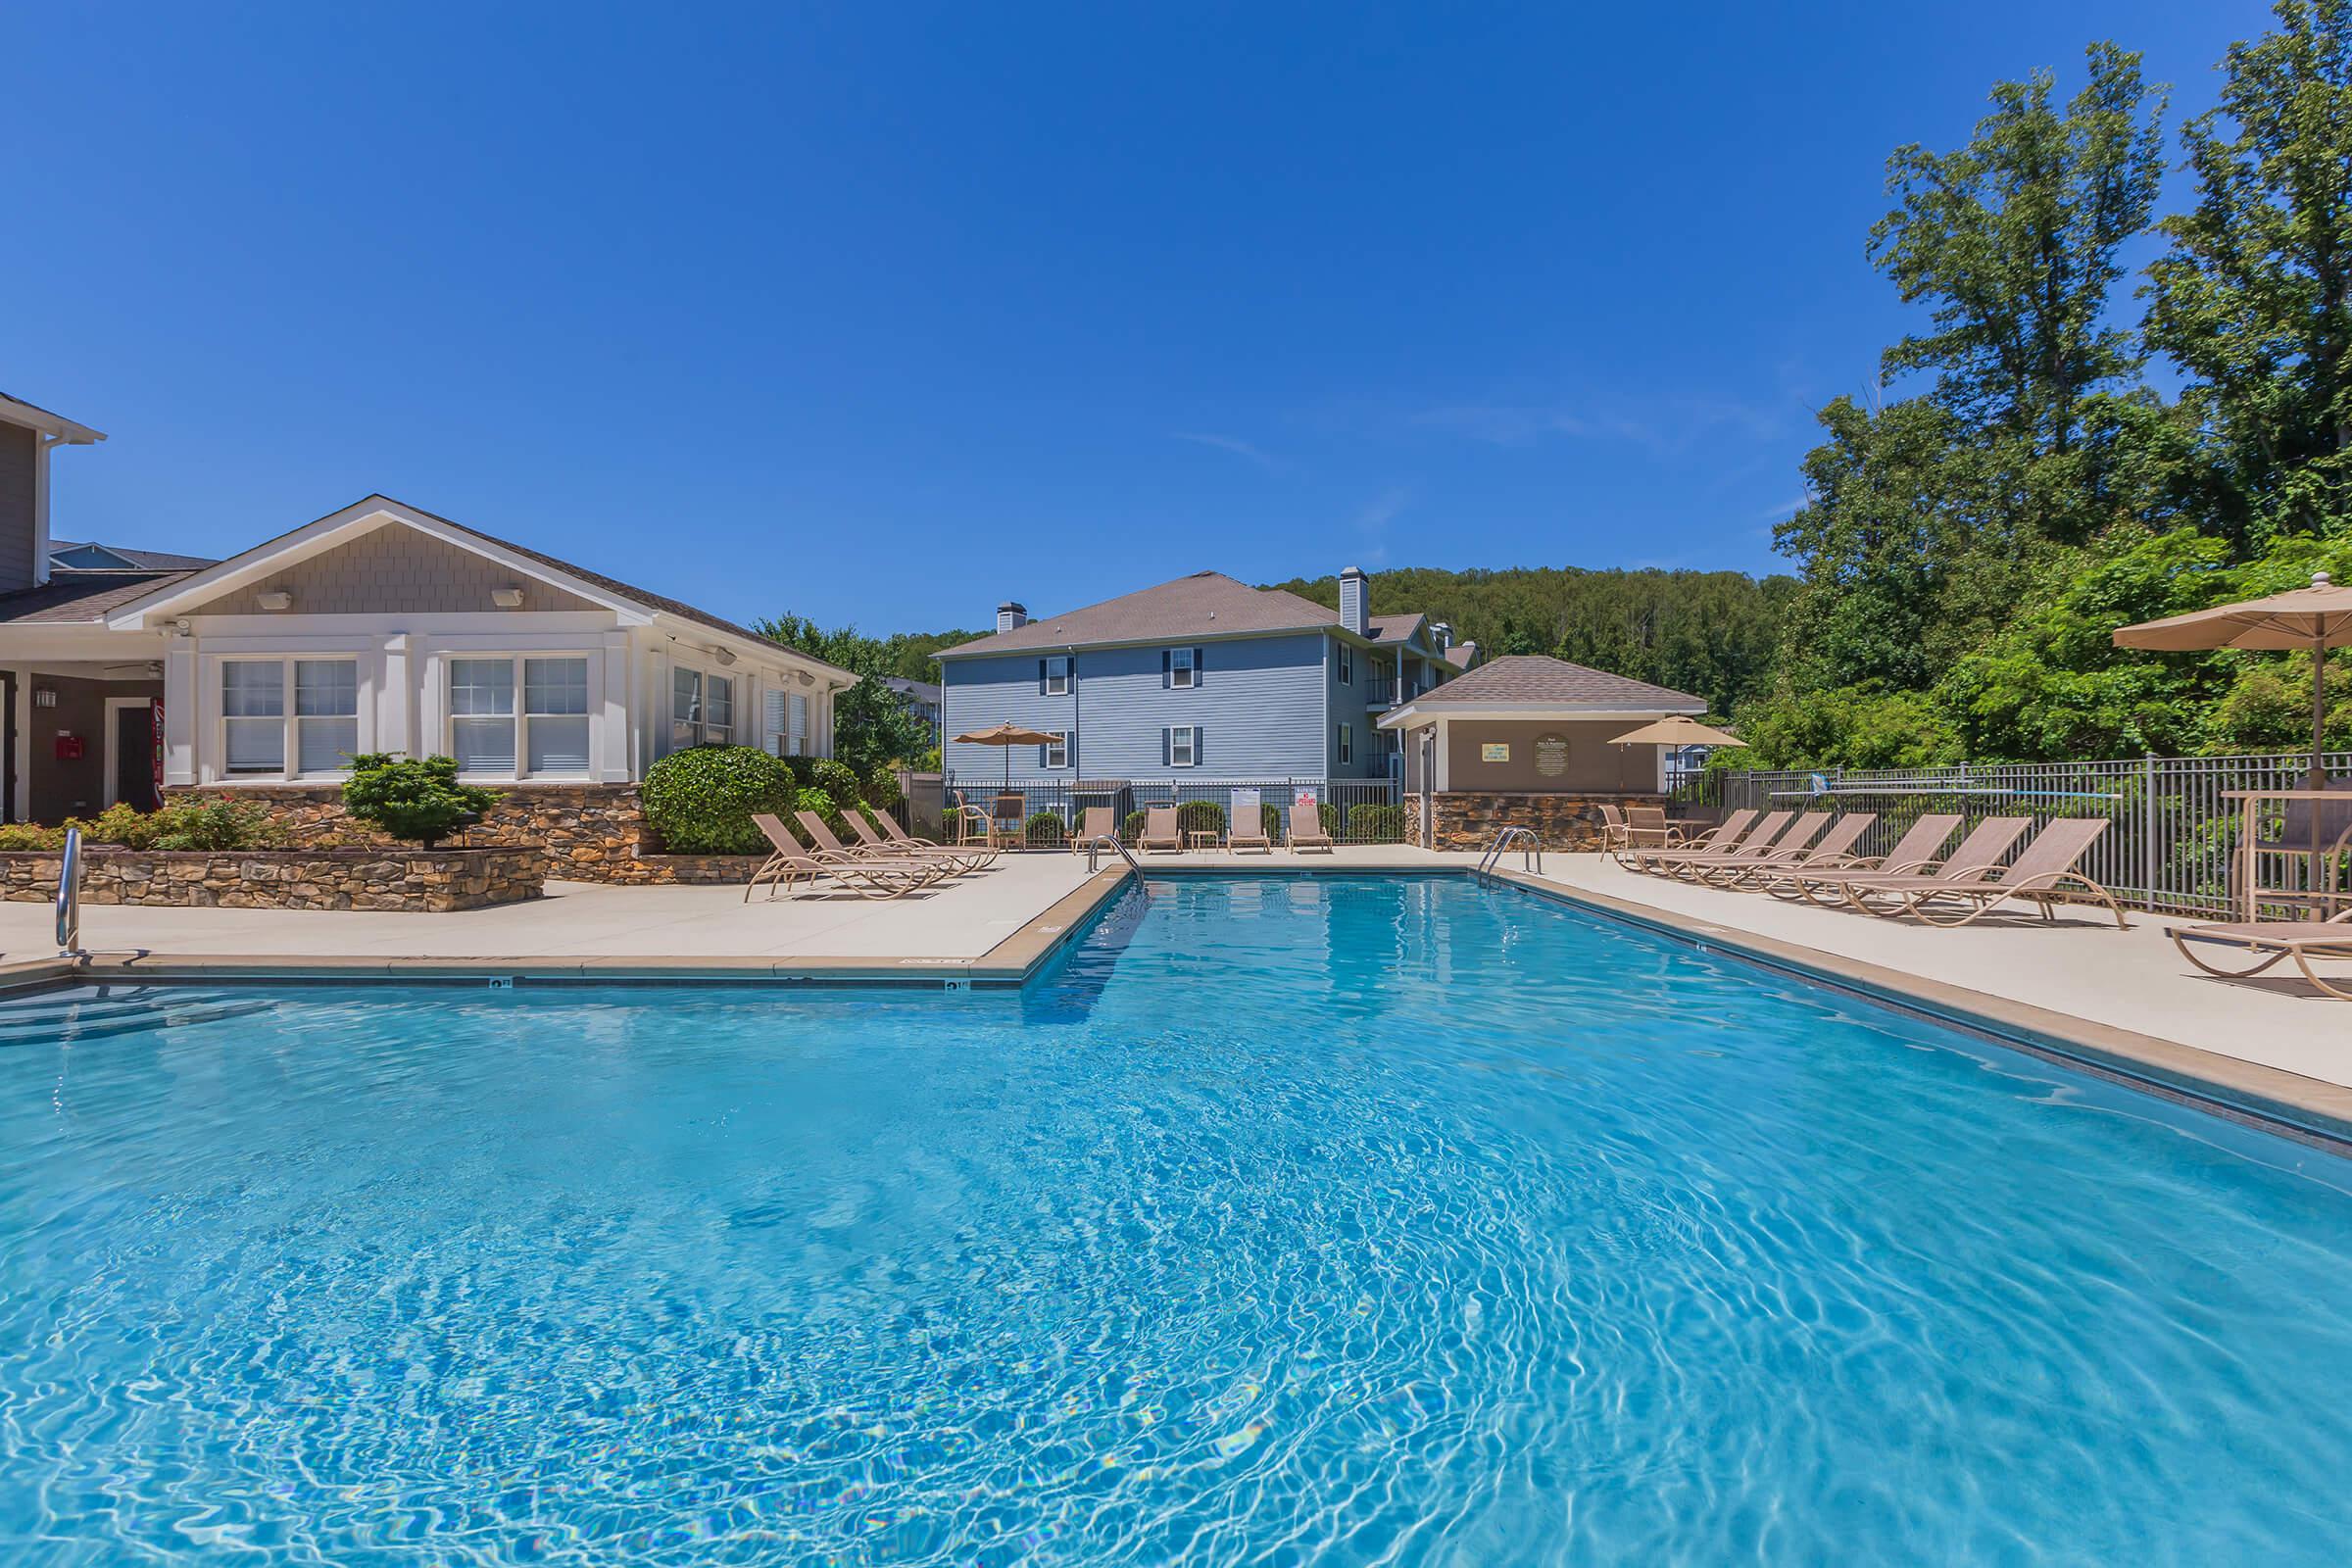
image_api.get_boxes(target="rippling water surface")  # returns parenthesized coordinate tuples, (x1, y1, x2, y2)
(4, 874, 2352, 1563)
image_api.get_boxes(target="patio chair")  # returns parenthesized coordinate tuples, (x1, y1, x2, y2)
(1631, 809, 1790, 877)
(1704, 812, 1877, 889)
(796, 808, 957, 881)
(992, 792, 1027, 847)
(1626, 806, 1682, 848)
(1229, 806, 1274, 855)
(2232, 781, 2352, 917)
(845, 808, 990, 873)
(1786, 815, 2031, 914)
(745, 814, 936, 901)
(1615, 808, 1753, 871)
(1761, 812, 1957, 904)
(1138, 805, 1183, 855)
(1847, 817, 2125, 927)
(878, 810, 999, 869)
(1289, 802, 1335, 854)
(1665, 811, 1828, 884)
(948, 789, 998, 850)
(2166, 908, 2352, 1000)
(1067, 806, 1116, 854)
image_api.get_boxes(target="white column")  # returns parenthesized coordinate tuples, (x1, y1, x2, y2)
(379, 633, 412, 760)
(1434, 718, 1451, 792)
(599, 630, 632, 782)
(163, 629, 198, 786)
(647, 644, 672, 772)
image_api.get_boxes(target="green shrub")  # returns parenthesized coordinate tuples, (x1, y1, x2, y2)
(1025, 809, 1066, 846)
(1177, 801, 1227, 835)
(0, 823, 65, 851)
(780, 754, 818, 788)
(810, 759, 863, 811)
(1121, 808, 1149, 843)
(1261, 803, 1283, 841)
(1348, 804, 1406, 843)
(863, 766, 904, 809)
(64, 802, 161, 849)
(149, 800, 288, 852)
(641, 745, 793, 855)
(792, 785, 845, 838)
(343, 755, 500, 850)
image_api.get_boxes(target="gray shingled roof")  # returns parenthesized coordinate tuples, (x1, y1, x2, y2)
(51, 540, 220, 572)
(0, 570, 198, 625)
(937, 572, 1441, 659)
(1405, 654, 1702, 710)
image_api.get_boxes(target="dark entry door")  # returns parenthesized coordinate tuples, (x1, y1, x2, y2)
(114, 703, 158, 813)
(0, 671, 14, 822)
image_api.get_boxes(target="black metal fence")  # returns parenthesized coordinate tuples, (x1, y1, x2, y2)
(940, 776, 1406, 849)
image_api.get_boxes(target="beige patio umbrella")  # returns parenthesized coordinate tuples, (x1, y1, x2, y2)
(2112, 570, 2352, 793)
(951, 720, 1060, 788)
(1610, 715, 1743, 749)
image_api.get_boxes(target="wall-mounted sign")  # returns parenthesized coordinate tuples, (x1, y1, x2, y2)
(1534, 733, 1571, 778)
(1481, 742, 1511, 762)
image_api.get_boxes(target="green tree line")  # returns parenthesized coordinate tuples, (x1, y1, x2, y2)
(1741, 0, 2352, 769)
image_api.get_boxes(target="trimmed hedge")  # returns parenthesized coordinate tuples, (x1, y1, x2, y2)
(1025, 810, 1066, 846)
(642, 745, 795, 855)
(810, 759, 863, 810)
(1348, 803, 1406, 843)
(863, 766, 904, 809)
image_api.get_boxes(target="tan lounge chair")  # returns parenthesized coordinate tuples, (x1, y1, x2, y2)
(745, 813, 936, 901)
(1635, 809, 1792, 877)
(845, 808, 989, 873)
(1849, 817, 2125, 927)
(1783, 815, 2029, 911)
(1230, 805, 1273, 855)
(1138, 805, 1183, 855)
(1684, 808, 1825, 883)
(796, 810, 956, 885)
(1289, 802, 1334, 853)
(1705, 812, 1877, 889)
(877, 810, 997, 869)
(1617, 808, 1754, 871)
(1066, 806, 1116, 854)
(2168, 909, 2352, 1000)
(1762, 812, 1957, 903)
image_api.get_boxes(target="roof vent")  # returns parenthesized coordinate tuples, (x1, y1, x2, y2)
(1432, 621, 1453, 651)
(997, 601, 1029, 633)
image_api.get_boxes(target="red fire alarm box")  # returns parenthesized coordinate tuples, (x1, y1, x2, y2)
(54, 734, 83, 762)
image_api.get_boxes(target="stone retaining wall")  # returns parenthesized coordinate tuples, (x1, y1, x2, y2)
(1406, 791, 1665, 853)
(1, 848, 546, 911)
(163, 784, 692, 884)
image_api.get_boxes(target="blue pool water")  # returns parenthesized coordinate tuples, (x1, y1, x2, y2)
(3, 874, 2350, 1564)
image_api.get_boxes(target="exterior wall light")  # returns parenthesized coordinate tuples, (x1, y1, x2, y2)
(256, 590, 293, 612)
(491, 586, 525, 609)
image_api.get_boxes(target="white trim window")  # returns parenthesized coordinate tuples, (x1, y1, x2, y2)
(1045, 656, 1070, 696)
(1338, 722, 1353, 765)
(1338, 644, 1354, 685)
(221, 657, 359, 778)
(1044, 730, 1068, 769)
(1169, 648, 1197, 689)
(671, 666, 736, 750)
(451, 655, 593, 778)
(1169, 724, 1198, 768)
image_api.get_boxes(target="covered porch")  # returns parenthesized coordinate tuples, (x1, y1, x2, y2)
(0, 657, 165, 824)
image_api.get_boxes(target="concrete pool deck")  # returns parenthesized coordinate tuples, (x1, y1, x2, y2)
(1, 845, 2345, 1136)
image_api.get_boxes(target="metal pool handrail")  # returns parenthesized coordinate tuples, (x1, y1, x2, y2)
(1084, 833, 1145, 890)
(56, 827, 86, 958)
(1477, 826, 1541, 881)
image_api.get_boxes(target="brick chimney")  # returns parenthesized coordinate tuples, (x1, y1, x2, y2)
(1339, 566, 1369, 637)
(996, 601, 1028, 633)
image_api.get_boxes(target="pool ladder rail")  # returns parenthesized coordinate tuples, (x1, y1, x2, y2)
(1476, 826, 1542, 882)
(1083, 833, 1146, 893)
(56, 826, 85, 959)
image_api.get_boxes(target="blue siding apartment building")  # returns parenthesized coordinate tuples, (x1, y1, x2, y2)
(935, 567, 1471, 794)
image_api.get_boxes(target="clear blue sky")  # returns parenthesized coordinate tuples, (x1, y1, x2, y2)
(8, 0, 2273, 634)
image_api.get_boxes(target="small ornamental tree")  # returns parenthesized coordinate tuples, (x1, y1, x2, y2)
(342, 754, 502, 849)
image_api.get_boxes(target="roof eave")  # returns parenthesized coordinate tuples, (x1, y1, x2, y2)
(1377, 700, 1706, 730)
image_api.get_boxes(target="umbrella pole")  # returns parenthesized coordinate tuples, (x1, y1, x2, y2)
(2314, 635, 2329, 914)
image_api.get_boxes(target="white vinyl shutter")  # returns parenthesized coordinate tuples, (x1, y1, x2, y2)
(763, 689, 790, 756)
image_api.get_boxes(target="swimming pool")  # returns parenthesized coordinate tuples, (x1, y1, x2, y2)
(3, 873, 2349, 1563)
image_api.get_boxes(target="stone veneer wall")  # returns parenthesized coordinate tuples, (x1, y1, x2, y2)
(1406, 791, 1666, 853)
(0, 848, 545, 911)
(161, 784, 752, 885)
